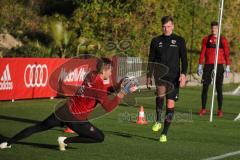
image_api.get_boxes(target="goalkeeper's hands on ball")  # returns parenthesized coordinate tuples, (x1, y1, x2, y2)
(117, 76, 139, 98)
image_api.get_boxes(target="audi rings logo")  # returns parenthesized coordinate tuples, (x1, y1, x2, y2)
(24, 64, 48, 88)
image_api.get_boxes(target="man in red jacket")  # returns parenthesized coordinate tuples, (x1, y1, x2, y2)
(198, 21, 230, 117)
(0, 58, 138, 151)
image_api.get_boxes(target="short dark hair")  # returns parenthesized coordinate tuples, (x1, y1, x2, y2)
(96, 57, 113, 73)
(211, 21, 218, 27)
(161, 16, 174, 25)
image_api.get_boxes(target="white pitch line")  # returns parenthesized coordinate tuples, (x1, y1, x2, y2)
(203, 150, 240, 160)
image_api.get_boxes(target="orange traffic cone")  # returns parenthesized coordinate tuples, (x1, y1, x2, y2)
(137, 106, 147, 124)
(64, 127, 75, 133)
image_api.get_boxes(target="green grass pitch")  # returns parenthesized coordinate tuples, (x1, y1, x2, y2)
(0, 85, 240, 160)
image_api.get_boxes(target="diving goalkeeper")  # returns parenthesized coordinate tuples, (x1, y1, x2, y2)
(0, 58, 138, 151)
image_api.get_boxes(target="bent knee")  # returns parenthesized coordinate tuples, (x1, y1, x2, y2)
(167, 99, 175, 108)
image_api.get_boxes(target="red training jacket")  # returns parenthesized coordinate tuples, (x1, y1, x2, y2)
(199, 35, 230, 65)
(66, 72, 121, 121)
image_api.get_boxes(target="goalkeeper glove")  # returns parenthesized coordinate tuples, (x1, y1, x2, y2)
(225, 65, 230, 78)
(197, 64, 203, 76)
(121, 76, 139, 95)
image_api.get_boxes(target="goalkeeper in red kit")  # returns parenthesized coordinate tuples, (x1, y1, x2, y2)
(0, 58, 138, 151)
(198, 21, 230, 117)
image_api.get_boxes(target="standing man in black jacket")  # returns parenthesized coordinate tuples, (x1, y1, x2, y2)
(146, 16, 188, 142)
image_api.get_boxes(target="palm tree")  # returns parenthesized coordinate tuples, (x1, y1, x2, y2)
(49, 21, 74, 57)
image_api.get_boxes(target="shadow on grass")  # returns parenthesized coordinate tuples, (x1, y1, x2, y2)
(186, 110, 237, 120)
(16, 142, 60, 150)
(0, 115, 63, 132)
(16, 142, 76, 150)
(0, 134, 76, 150)
(0, 115, 40, 124)
(104, 130, 158, 141)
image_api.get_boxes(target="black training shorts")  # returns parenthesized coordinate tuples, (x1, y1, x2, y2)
(154, 75, 180, 101)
